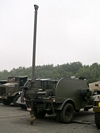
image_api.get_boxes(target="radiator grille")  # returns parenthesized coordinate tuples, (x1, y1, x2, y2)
(0, 87, 6, 95)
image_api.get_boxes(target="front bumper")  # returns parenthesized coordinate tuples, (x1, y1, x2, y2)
(93, 106, 100, 112)
(1, 96, 7, 99)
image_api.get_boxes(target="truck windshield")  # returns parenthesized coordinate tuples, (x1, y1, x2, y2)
(8, 77, 18, 83)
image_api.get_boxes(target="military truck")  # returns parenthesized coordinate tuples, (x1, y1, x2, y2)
(24, 77, 97, 124)
(0, 76, 28, 106)
(0, 80, 7, 102)
(22, 5, 99, 124)
(93, 83, 100, 129)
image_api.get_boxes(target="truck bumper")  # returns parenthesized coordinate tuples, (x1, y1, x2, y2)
(93, 106, 100, 112)
(1, 96, 7, 99)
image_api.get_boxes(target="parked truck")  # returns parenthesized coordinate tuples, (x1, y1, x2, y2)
(93, 83, 100, 129)
(24, 77, 98, 124)
(0, 76, 28, 106)
(0, 80, 7, 102)
(22, 5, 99, 124)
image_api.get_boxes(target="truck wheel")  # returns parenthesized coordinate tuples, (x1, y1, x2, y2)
(75, 109, 80, 112)
(2, 99, 11, 105)
(95, 112, 100, 129)
(60, 103, 74, 123)
(20, 105, 27, 110)
(13, 95, 20, 107)
(46, 110, 52, 115)
(34, 108, 46, 119)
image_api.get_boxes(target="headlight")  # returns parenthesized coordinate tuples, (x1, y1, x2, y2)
(98, 102, 100, 107)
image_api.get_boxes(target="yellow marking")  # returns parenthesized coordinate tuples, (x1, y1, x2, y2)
(98, 102, 100, 107)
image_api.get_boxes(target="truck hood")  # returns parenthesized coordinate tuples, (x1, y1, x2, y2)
(0, 83, 18, 87)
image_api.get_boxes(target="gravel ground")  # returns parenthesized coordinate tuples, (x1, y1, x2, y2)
(0, 103, 99, 133)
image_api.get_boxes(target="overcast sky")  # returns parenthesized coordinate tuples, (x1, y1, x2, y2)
(0, 0, 100, 71)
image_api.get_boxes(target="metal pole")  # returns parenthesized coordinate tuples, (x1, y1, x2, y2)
(32, 5, 39, 82)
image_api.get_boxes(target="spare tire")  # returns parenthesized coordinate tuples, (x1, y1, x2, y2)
(81, 89, 90, 101)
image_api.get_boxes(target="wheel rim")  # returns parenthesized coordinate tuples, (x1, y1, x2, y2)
(65, 107, 72, 119)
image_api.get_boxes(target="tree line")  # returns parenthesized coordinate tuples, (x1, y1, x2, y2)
(0, 62, 100, 83)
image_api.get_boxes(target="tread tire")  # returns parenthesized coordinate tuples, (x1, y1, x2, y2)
(20, 104, 27, 110)
(34, 108, 46, 119)
(60, 103, 74, 123)
(95, 112, 100, 129)
(2, 99, 11, 105)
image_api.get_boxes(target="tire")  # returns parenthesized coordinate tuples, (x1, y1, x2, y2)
(75, 109, 80, 112)
(34, 108, 46, 119)
(60, 103, 74, 123)
(46, 110, 52, 115)
(95, 112, 100, 129)
(13, 95, 20, 107)
(81, 89, 90, 101)
(2, 99, 11, 105)
(84, 107, 88, 111)
(20, 104, 27, 110)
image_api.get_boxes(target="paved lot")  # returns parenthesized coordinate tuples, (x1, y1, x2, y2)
(0, 103, 99, 133)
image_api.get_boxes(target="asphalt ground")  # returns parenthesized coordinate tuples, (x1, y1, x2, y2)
(0, 103, 99, 133)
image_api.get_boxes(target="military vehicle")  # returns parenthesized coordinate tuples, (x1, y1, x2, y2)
(0, 80, 7, 102)
(93, 83, 100, 129)
(22, 5, 99, 124)
(0, 76, 28, 106)
(24, 77, 98, 124)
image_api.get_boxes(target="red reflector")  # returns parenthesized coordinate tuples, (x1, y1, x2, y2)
(21, 97, 25, 101)
(49, 99, 53, 103)
(27, 108, 31, 111)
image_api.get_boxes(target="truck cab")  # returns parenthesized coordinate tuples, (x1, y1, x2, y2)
(0, 76, 28, 106)
(0, 80, 7, 101)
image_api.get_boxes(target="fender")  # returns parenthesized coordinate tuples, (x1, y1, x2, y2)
(10, 92, 19, 97)
(56, 98, 76, 110)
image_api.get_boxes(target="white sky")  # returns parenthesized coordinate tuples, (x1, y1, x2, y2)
(0, 0, 100, 71)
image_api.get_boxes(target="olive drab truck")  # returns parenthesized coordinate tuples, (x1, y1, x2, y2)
(24, 77, 97, 124)
(93, 83, 100, 129)
(22, 5, 98, 124)
(0, 76, 28, 106)
(0, 80, 7, 102)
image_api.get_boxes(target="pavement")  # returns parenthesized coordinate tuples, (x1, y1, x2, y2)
(0, 103, 99, 133)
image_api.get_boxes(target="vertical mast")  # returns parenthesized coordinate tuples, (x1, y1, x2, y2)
(32, 5, 39, 82)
